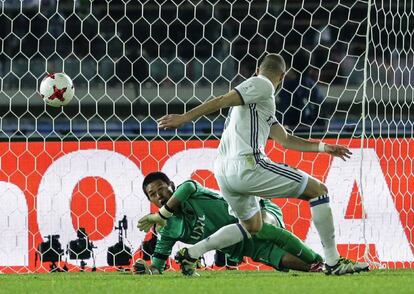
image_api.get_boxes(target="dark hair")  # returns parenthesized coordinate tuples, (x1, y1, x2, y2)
(259, 53, 286, 75)
(142, 172, 172, 200)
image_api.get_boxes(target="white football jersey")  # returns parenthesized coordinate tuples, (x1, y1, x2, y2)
(218, 75, 277, 160)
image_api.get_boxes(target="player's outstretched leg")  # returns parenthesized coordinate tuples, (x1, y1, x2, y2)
(302, 178, 370, 274)
(279, 251, 324, 272)
(309, 195, 369, 274)
(324, 257, 370, 275)
(256, 223, 323, 264)
(175, 248, 198, 276)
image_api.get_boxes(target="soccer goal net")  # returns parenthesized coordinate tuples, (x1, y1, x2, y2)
(0, 0, 412, 273)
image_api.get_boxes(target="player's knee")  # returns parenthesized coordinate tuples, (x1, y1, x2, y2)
(300, 179, 329, 200)
(247, 224, 262, 235)
(241, 220, 263, 235)
(310, 181, 328, 198)
(320, 183, 328, 195)
(262, 210, 279, 228)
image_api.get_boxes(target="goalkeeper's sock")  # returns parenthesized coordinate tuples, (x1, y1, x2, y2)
(256, 223, 322, 264)
(310, 195, 340, 266)
(187, 223, 251, 259)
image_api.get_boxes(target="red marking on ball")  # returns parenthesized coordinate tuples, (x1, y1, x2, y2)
(48, 85, 67, 102)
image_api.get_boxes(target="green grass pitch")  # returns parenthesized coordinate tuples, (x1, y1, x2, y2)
(0, 270, 412, 294)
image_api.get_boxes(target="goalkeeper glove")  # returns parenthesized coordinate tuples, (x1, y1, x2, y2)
(137, 213, 166, 232)
(137, 205, 174, 232)
(133, 259, 161, 275)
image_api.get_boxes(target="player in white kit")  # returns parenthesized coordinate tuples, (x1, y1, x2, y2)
(156, 54, 369, 275)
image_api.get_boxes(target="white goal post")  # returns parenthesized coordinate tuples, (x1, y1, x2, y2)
(0, 0, 412, 272)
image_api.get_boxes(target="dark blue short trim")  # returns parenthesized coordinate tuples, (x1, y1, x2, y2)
(249, 104, 261, 162)
(310, 196, 330, 207)
(249, 104, 255, 156)
(257, 160, 302, 183)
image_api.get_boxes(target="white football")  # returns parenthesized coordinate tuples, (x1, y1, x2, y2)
(39, 73, 74, 107)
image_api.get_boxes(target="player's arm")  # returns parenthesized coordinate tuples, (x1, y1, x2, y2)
(150, 235, 177, 274)
(165, 180, 198, 208)
(137, 181, 198, 232)
(269, 123, 352, 160)
(134, 234, 177, 275)
(158, 90, 243, 129)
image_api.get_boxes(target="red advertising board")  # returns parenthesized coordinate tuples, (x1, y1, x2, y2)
(0, 139, 413, 273)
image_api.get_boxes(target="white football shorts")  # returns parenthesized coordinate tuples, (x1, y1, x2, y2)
(214, 155, 309, 220)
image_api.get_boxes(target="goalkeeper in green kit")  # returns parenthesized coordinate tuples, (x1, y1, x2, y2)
(136, 172, 323, 275)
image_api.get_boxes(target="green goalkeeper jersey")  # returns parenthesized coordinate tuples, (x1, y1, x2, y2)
(151, 180, 284, 271)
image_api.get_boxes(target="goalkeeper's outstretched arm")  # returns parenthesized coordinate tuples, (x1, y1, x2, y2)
(134, 230, 178, 275)
(137, 181, 198, 232)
